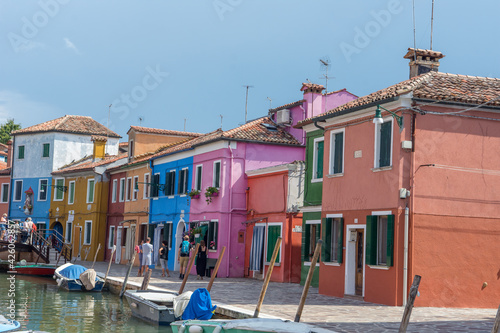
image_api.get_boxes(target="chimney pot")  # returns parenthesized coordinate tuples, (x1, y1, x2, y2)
(404, 48, 445, 79)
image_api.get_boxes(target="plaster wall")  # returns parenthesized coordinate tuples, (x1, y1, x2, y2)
(0, 175, 10, 216)
(129, 131, 193, 157)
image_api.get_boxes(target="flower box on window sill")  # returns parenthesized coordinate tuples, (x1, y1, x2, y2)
(210, 192, 219, 197)
(191, 194, 200, 199)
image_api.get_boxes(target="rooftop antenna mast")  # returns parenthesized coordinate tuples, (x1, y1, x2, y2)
(184, 118, 186, 132)
(107, 104, 111, 155)
(138, 116, 144, 126)
(219, 114, 223, 130)
(243, 85, 254, 123)
(430, 0, 435, 50)
(267, 97, 272, 110)
(319, 56, 331, 114)
(412, 0, 417, 62)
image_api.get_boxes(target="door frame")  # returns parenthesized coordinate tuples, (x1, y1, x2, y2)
(344, 224, 366, 297)
(174, 221, 185, 272)
(115, 226, 122, 263)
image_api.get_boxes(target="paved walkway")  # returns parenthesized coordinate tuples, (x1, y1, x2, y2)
(82, 261, 498, 332)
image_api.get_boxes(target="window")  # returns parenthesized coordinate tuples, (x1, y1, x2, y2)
(366, 214, 394, 266)
(119, 178, 125, 202)
(178, 168, 188, 195)
(164, 222, 172, 250)
(329, 130, 344, 175)
(374, 119, 392, 168)
(143, 174, 150, 199)
(112, 179, 118, 203)
(126, 177, 132, 201)
(195, 165, 203, 191)
(18, 145, 24, 159)
(322, 217, 344, 263)
(54, 178, 64, 201)
(151, 173, 160, 197)
(1, 183, 9, 203)
(133, 176, 139, 200)
(68, 181, 75, 204)
(108, 226, 115, 249)
(213, 161, 221, 188)
(304, 220, 321, 262)
(65, 221, 73, 243)
(121, 227, 128, 246)
(139, 224, 148, 244)
(84, 221, 92, 245)
(165, 170, 176, 196)
(42, 143, 50, 157)
(207, 220, 218, 250)
(87, 179, 95, 203)
(13, 180, 22, 201)
(312, 137, 324, 181)
(128, 140, 134, 158)
(266, 224, 282, 264)
(38, 179, 48, 201)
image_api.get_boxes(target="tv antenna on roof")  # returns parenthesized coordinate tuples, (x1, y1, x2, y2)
(138, 116, 144, 126)
(267, 97, 272, 110)
(243, 85, 254, 123)
(319, 56, 333, 113)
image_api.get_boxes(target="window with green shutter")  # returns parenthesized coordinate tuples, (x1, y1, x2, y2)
(213, 161, 221, 188)
(18, 146, 25, 159)
(366, 215, 394, 266)
(165, 171, 176, 196)
(322, 217, 344, 263)
(42, 143, 50, 157)
(87, 179, 95, 203)
(208, 220, 218, 250)
(55, 179, 64, 201)
(305, 221, 321, 262)
(330, 131, 344, 175)
(313, 139, 324, 179)
(266, 225, 281, 263)
(68, 181, 75, 204)
(151, 174, 160, 197)
(376, 121, 392, 168)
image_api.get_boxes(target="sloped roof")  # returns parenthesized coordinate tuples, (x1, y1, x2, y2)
(150, 117, 302, 161)
(12, 115, 121, 138)
(52, 154, 127, 175)
(269, 100, 305, 113)
(297, 72, 500, 127)
(0, 166, 10, 176)
(128, 126, 202, 137)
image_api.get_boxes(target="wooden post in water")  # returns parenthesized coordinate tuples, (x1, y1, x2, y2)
(119, 251, 137, 297)
(399, 275, 422, 333)
(253, 237, 282, 318)
(206, 246, 226, 293)
(103, 245, 116, 285)
(91, 243, 101, 269)
(492, 304, 500, 333)
(294, 239, 322, 323)
(140, 269, 152, 290)
(178, 243, 200, 294)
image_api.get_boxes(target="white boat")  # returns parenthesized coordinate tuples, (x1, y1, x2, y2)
(53, 263, 104, 292)
(124, 290, 180, 325)
(171, 318, 336, 333)
(0, 315, 20, 333)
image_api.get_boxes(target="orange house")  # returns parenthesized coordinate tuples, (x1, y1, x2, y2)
(244, 161, 304, 283)
(297, 48, 500, 308)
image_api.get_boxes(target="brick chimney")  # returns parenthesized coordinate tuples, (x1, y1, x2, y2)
(404, 48, 445, 79)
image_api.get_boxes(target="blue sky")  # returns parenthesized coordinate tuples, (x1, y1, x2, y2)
(1, 1, 499, 138)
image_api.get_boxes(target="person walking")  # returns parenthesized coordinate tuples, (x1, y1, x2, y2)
(0, 213, 7, 240)
(136, 240, 144, 277)
(177, 235, 190, 279)
(196, 240, 207, 280)
(141, 237, 154, 276)
(159, 240, 171, 277)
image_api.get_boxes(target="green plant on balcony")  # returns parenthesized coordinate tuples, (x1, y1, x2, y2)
(187, 189, 201, 199)
(204, 186, 219, 204)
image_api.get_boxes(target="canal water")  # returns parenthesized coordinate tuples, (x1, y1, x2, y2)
(0, 273, 173, 333)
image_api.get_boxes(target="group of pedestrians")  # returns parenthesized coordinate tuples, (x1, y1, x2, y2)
(0, 213, 36, 243)
(134, 234, 208, 280)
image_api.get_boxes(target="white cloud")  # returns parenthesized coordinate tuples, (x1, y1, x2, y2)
(0, 91, 61, 127)
(64, 37, 80, 55)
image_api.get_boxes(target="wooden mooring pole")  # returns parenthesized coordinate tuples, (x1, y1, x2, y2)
(206, 246, 226, 293)
(294, 239, 322, 323)
(119, 251, 136, 297)
(103, 245, 116, 286)
(492, 304, 500, 333)
(178, 243, 200, 295)
(253, 237, 282, 318)
(399, 275, 422, 333)
(90, 243, 101, 269)
(140, 269, 152, 291)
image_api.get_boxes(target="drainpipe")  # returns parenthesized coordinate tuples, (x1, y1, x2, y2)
(403, 205, 409, 306)
(299, 106, 306, 145)
(227, 144, 234, 277)
(313, 121, 325, 132)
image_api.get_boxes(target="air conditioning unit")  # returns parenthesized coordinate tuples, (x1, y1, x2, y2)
(276, 109, 290, 124)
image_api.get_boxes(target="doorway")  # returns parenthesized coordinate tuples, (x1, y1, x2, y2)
(174, 221, 185, 271)
(115, 226, 122, 263)
(345, 225, 365, 297)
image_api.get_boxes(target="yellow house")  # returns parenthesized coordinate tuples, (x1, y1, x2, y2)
(50, 139, 127, 262)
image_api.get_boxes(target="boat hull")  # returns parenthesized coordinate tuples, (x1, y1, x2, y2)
(124, 290, 178, 325)
(58, 278, 104, 292)
(13, 264, 56, 277)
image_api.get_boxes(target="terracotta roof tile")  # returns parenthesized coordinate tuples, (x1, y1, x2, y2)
(12, 115, 121, 138)
(269, 100, 305, 113)
(128, 126, 202, 137)
(52, 154, 127, 175)
(298, 72, 500, 126)
(0, 166, 10, 176)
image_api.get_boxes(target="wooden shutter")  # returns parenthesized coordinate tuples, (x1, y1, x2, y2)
(215, 163, 221, 188)
(18, 146, 24, 159)
(316, 141, 324, 178)
(365, 215, 378, 265)
(379, 122, 391, 167)
(337, 218, 344, 263)
(266, 225, 281, 263)
(334, 133, 343, 174)
(152, 174, 160, 197)
(43, 144, 50, 157)
(322, 218, 331, 262)
(386, 215, 395, 267)
(178, 170, 185, 194)
(301, 222, 309, 262)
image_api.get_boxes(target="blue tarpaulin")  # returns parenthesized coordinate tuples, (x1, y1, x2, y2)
(59, 265, 87, 279)
(181, 288, 217, 320)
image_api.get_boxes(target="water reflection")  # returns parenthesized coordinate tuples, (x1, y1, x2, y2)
(0, 273, 172, 333)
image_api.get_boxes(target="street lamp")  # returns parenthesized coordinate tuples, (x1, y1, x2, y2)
(373, 105, 404, 131)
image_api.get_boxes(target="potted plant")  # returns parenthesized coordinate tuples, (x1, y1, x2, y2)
(190, 227, 202, 238)
(204, 186, 219, 204)
(209, 241, 216, 250)
(188, 189, 201, 199)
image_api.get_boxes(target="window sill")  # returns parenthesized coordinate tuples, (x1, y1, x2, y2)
(208, 249, 217, 253)
(371, 166, 392, 172)
(152, 197, 158, 201)
(180, 194, 187, 198)
(167, 196, 174, 199)
(265, 262, 281, 267)
(368, 265, 390, 270)
(327, 173, 344, 178)
(311, 178, 323, 183)
(53, 199, 64, 202)
(323, 262, 341, 266)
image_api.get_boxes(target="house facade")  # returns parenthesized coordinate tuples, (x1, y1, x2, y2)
(106, 170, 126, 262)
(297, 48, 500, 308)
(244, 161, 304, 283)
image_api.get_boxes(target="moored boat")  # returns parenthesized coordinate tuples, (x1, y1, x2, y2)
(0, 315, 20, 332)
(123, 290, 179, 325)
(171, 318, 336, 333)
(13, 263, 57, 277)
(53, 263, 104, 292)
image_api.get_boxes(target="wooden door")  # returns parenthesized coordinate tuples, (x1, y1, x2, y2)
(355, 229, 364, 296)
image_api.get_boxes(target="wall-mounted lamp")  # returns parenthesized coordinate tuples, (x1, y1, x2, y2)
(135, 181, 165, 192)
(373, 105, 404, 131)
